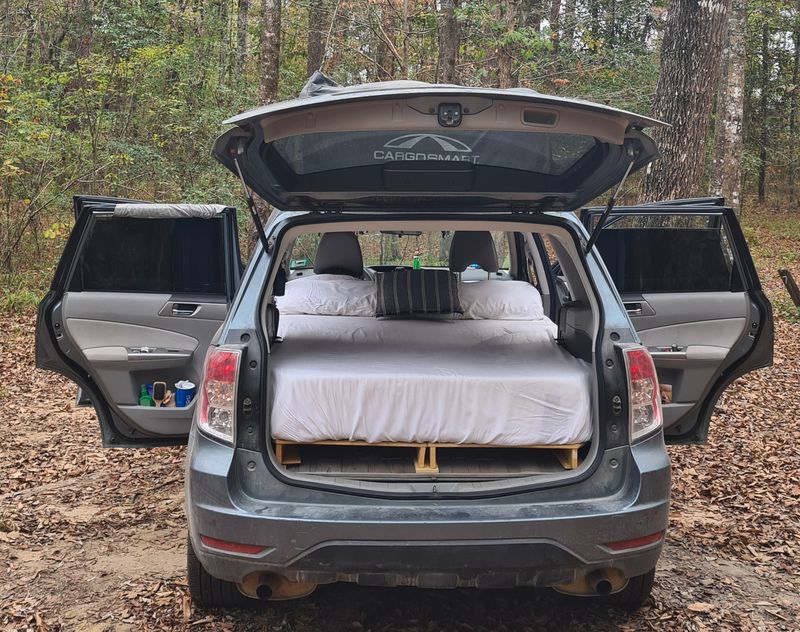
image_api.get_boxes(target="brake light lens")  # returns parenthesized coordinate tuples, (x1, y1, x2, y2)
(197, 346, 241, 444)
(623, 346, 663, 443)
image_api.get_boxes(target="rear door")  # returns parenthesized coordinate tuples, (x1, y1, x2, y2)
(36, 196, 241, 446)
(581, 202, 773, 443)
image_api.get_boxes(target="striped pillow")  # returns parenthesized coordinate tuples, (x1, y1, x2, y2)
(375, 269, 463, 318)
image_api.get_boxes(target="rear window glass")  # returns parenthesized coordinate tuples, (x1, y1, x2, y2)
(272, 130, 597, 177)
(69, 216, 227, 294)
(594, 214, 742, 293)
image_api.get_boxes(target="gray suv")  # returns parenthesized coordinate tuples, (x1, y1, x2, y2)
(36, 76, 773, 609)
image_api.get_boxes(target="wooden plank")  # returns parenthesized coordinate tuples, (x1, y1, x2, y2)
(274, 439, 582, 472)
(554, 447, 578, 470)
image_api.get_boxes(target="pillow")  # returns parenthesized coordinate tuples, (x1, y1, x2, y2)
(276, 274, 376, 317)
(375, 269, 462, 318)
(459, 280, 544, 320)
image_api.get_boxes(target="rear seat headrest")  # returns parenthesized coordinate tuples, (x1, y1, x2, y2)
(449, 231, 499, 273)
(314, 232, 364, 277)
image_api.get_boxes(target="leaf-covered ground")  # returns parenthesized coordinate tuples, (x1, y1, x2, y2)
(1, 208, 799, 631)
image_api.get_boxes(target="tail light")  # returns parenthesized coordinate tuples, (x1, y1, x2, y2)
(623, 346, 662, 443)
(197, 346, 241, 444)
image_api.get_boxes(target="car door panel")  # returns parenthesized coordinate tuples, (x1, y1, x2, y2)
(36, 196, 241, 447)
(581, 203, 772, 443)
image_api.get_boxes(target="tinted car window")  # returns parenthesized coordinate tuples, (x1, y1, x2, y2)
(595, 214, 742, 293)
(272, 130, 598, 177)
(69, 216, 227, 294)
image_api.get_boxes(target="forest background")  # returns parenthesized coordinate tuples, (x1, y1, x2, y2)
(0, 0, 796, 308)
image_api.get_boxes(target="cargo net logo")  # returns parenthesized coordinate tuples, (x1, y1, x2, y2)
(374, 134, 479, 163)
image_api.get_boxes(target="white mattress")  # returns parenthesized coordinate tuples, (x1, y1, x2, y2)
(270, 315, 593, 446)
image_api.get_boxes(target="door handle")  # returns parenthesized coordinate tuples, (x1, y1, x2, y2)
(624, 302, 643, 316)
(171, 303, 199, 317)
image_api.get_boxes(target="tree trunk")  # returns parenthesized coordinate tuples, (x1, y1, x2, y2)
(236, 0, 250, 78)
(549, 0, 561, 57)
(562, 0, 575, 52)
(497, 0, 520, 89)
(251, 0, 281, 253)
(258, 0, 281, 104)
(376, 1, 395, 80)
(400, 0, 409, 79)
(639, 0, 731, 202)
(307, 0, 327, 77)
(436, 0, 459, 83)
(219, 0, 229, 83)
(709, 0, 746, 213)
(789, 16, 800, 205)
(757, 21, 769, 203)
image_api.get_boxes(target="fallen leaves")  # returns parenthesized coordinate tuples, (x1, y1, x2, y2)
(1, 206, 799, 631)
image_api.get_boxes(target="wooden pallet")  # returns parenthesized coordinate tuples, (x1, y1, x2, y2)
(274, 439, 582, 474)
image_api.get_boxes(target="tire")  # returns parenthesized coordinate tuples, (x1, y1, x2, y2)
(186, 537, 260, 609)
(598, 568, 656, 609)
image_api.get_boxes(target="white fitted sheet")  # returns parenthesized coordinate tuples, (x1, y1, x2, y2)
(270, 315, 593, 446)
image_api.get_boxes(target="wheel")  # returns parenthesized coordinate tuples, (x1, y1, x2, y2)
(598, 568, 656, 609)
(186, 537, 260, 608)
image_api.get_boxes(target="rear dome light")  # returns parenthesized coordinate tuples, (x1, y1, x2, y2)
(197, 346, 241, 444)
(623, 346, 663, 443)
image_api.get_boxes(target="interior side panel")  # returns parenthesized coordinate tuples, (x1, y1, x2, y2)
(60, 292, 225, 437)
(627, 291, 749, 428)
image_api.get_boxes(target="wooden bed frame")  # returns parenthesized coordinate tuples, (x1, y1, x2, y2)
(274, 439, 582, 474)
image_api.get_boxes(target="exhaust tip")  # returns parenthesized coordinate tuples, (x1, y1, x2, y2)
(594, 578, 613, 595)
(256, 584, 273, 601)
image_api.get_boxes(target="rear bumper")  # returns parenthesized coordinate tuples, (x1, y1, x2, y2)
(186, 431, 670, 589)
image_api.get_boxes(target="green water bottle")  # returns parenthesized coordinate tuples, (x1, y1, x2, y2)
(412, 254, 421, 270)
(138, 384, 153, 407)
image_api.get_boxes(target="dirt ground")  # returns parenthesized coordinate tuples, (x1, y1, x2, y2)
(2, 209, 799, 631)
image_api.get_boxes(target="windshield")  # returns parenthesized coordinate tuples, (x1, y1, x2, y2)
(287, 230, 511, 270)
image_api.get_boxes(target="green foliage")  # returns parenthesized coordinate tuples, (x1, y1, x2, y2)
(0, 0, 793, 315)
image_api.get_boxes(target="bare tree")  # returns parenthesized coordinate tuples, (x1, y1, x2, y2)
(562, 0, 575, 52)
(709, 0, 746, 213)
(436, 0, 459, 83)
(497, 0, 520, 88)
(639, 0, 731, 202)
(250, 0, 281, 250)
(375, 1, 395, 80)
(757, 21, 769, 203)
(789, 12, 800, 205)
(549, 0, 561, 57)
(218, 0, 230, 83)
(258, 0, 281, 105)
(235, 0, 250, 78)
(307, 0, 327, 77)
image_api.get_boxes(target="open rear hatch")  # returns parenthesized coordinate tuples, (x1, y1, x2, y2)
(213, 73, 666, 213)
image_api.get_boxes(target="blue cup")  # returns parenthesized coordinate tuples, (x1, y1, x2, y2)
(175, 380, 196, 407)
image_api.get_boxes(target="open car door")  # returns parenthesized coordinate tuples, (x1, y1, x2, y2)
(35, 196, 242, 447)
(581, 199, 773, 444)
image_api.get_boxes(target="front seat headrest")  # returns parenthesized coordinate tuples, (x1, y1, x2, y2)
(449, 231, 499, 273)
(313, 232, 364, 277)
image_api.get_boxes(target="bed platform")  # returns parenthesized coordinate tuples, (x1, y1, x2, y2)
(274, 439, 583, 474)
(269, 315, 593, 471)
